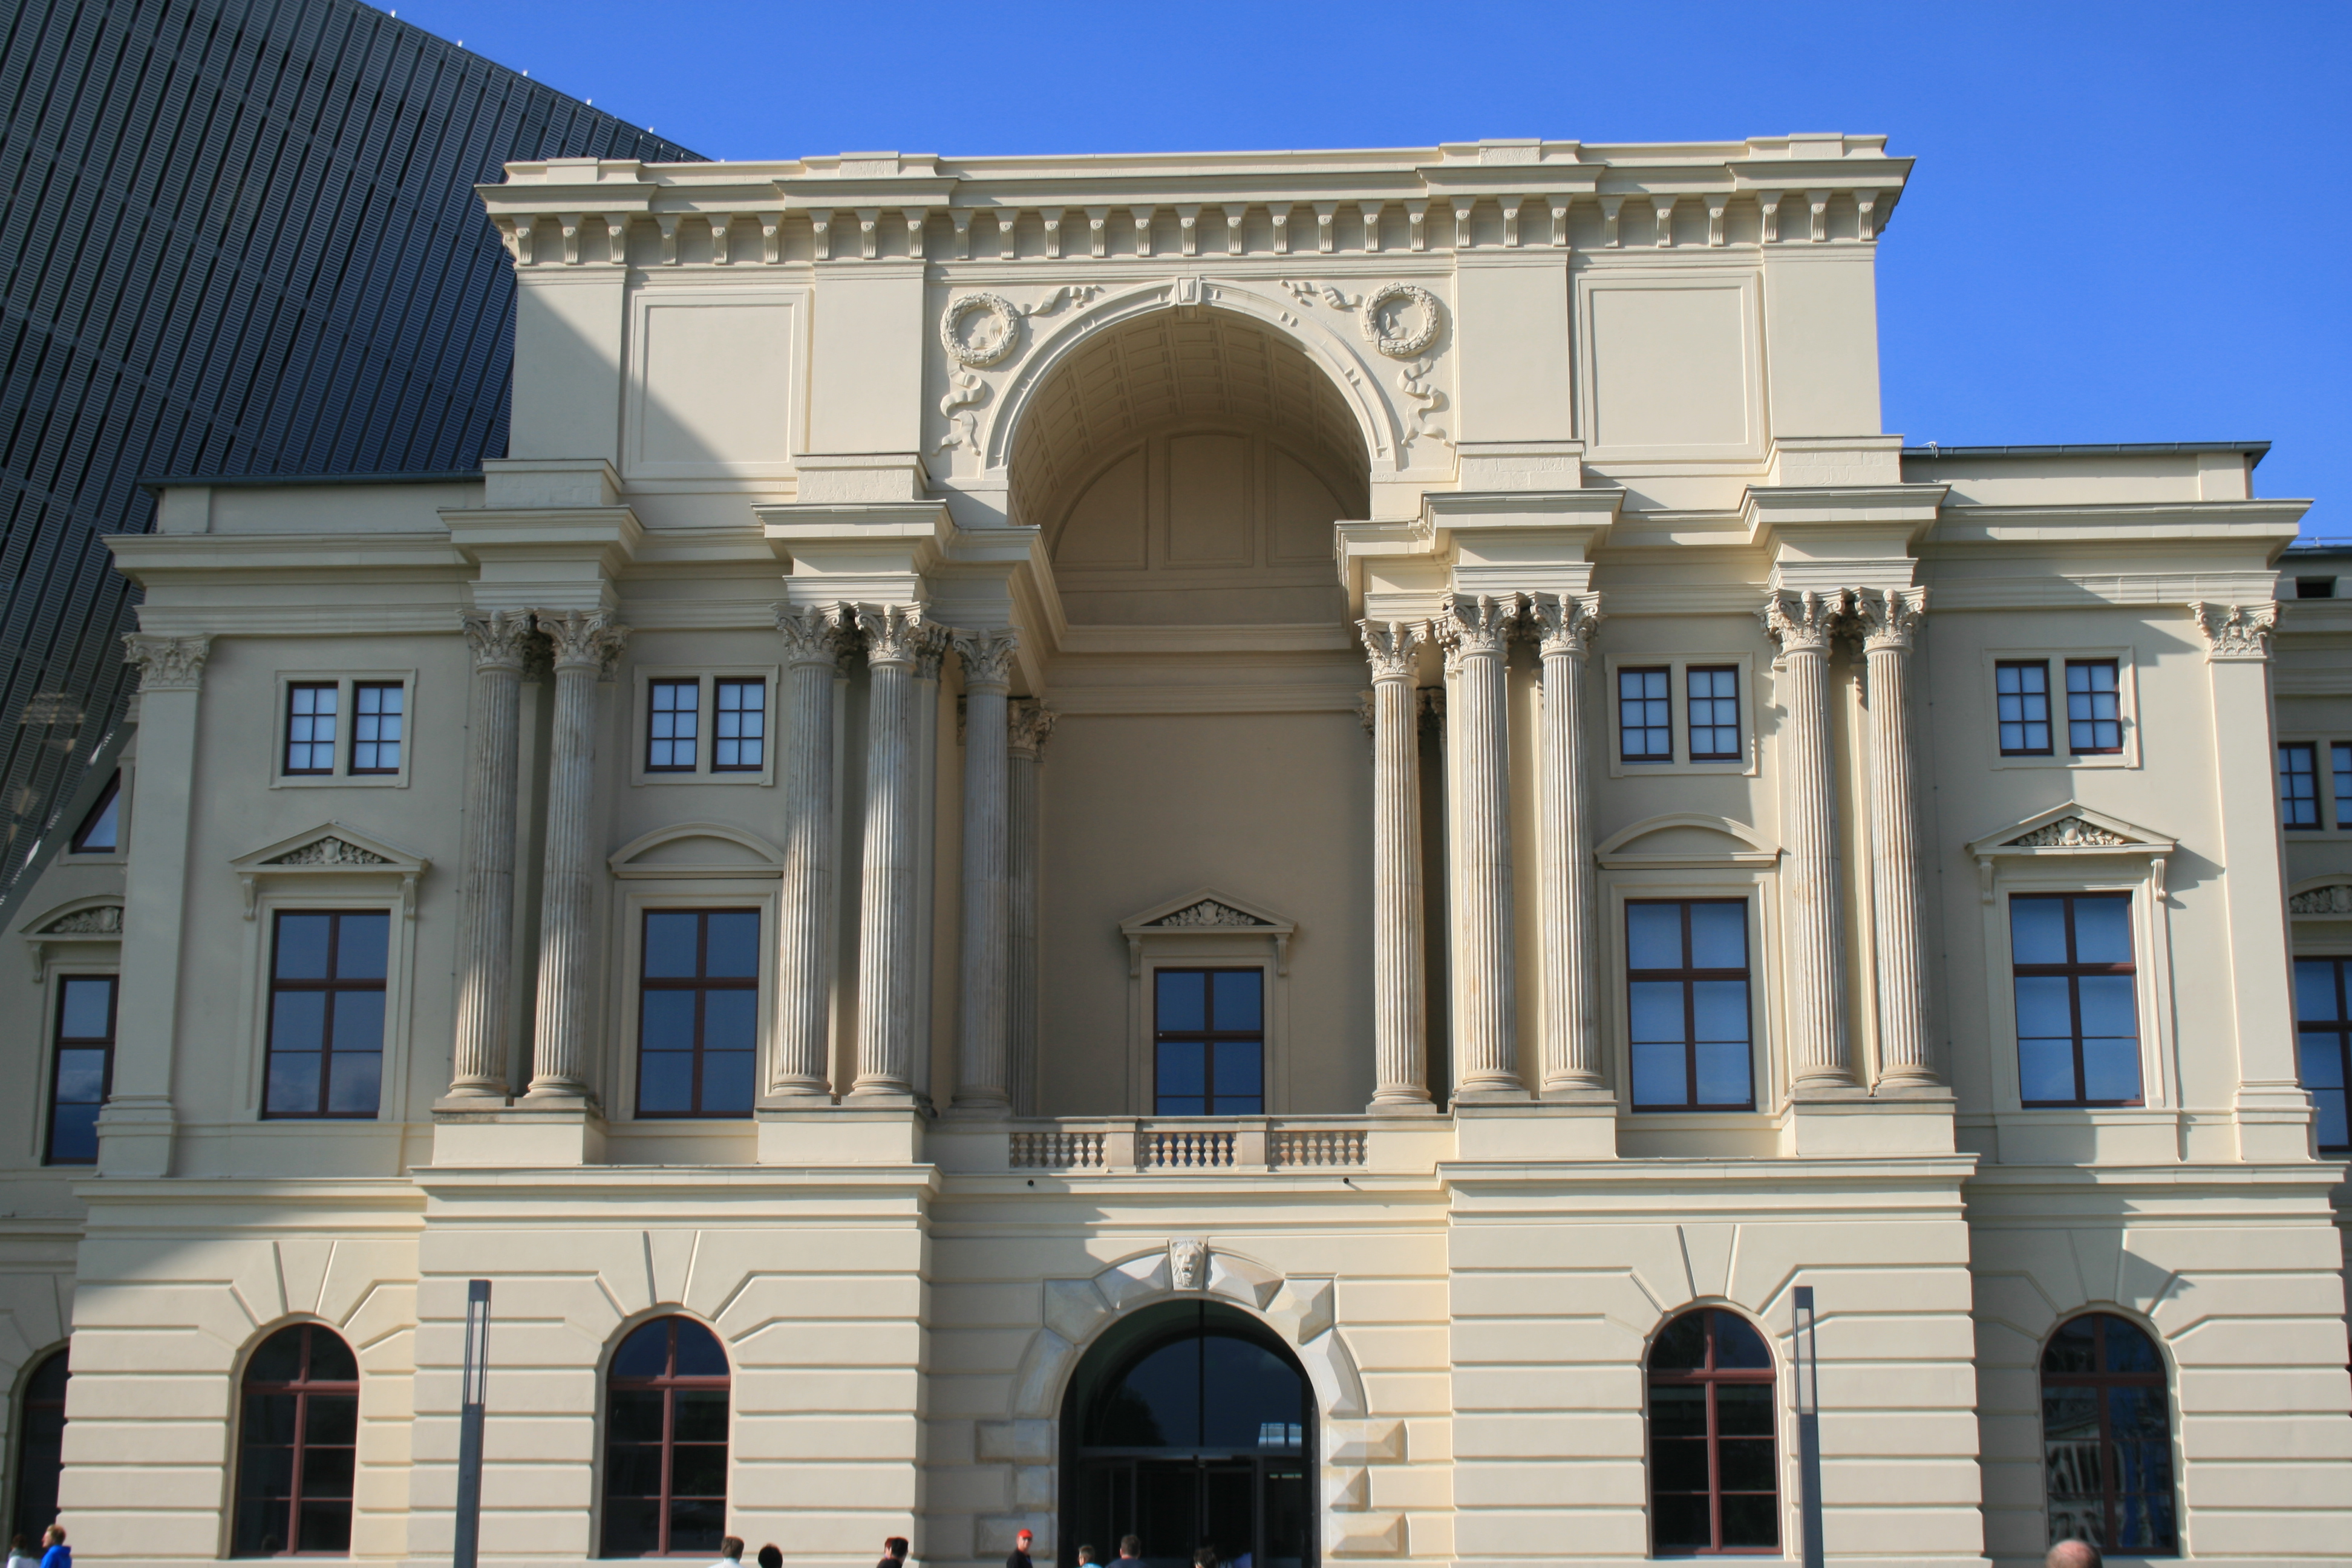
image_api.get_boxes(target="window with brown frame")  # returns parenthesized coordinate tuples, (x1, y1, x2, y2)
(1153, 968, 1264, 1116)
(1647, 1308, 1777, 1555)
(263, 910, 389, 1119)
(1997, 660, 2053, 756)
(647, 679, 700, 772)
(1685, 665, 1740, 762)
(2063, 659, 2123, 754)
(44, 973, 115, 1165)
(637, 910, 759, 1117)
(2010, 893, 2141, 1107)
(2040, 1313, 2177, 1555)
(283, 682, 339, 774)
(350, 682, 404, 773)
(711, 678, 765, 771)
(603, 1316, 730, 1558)
(1625, 900, 1753, 1111)
(232, 1322, 359, 1557)
(2290, 956, 2351, 1153)
(2281, 742, 2322, 829)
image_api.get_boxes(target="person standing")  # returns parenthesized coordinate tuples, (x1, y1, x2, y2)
(1117, 1536, 1144, 1565)
(1005, 1526, 1036, 1568)
(2046, 1546, 2102, 1568)
(7, 1534, 37, 1568)
(35, 1528, 67, 1568)
(759, 1548, 783, 1568)
(1076, 1546, 1099, 1568)
(878, 1536, 910, 1568)
(708, 1537, 745, 1568)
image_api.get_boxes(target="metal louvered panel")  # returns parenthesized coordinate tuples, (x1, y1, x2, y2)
(0, 0, 703, 922)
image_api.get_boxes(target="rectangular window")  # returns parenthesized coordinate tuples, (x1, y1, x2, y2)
(2280, 742, 2321, 829)
(2335, 744, 2352, 829)
(647, 680, 700, 773)
(1995, 661, 2051, 756)
(1685, 666, 1740, 762)
(350, 682, 405, 774)
(1619, 667, 1673, 763)
(1154, 969, 1264, 1116)
(69, 772, 120, 853)
(284, 684, 339, 774)
(2011, 893, 2141, 1107)
(712, 679, 766, 772)
(1625, 900, 1753, 1111)
(264, 911, 389, 1118)
(638, 910, 759, 1117)
(2292, 958, 2351, 1152)
(45, 974, 116, 1164)
(2063, 659, 2123, 754)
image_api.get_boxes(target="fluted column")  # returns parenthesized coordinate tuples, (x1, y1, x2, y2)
(1007, 702, 1054, 1117)
(526, 609, 629, 1100)
(952, 629, 1020, 1115)
(850, 604, 934, 1100)
(446, 610, 535, 1101)
(1361, 621, 1431, 1111)
(1857, 588, 1934, 1087)
(1762, 590, 1853, 1092)
(773, 603, 851, 1100)
(1440, 593, 1526, 1099)
(1528, 592, 1608, 1096)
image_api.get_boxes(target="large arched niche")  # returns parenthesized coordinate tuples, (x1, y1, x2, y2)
(1010, 309, 1370, 627)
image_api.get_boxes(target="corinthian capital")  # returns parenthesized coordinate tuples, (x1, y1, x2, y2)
(856, 603, 935, 669)
(1522, 592, 1604, 657)
(1760, 589, 1847, 655)
(533, 609, 630, 677)
(952, 628, 1020, 691)
(1436, 593, 1518, 663)
(1007, 699, 1057, 759)
(1854, 587, 1927, 652)
(1357, 619, 1423, 681)
(122, 633, 212, 692)
(776, 602, 853, 666)
(460, 609, 537, 671)
(2189, 600, 2277, 662)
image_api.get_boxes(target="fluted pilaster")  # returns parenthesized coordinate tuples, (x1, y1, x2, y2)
(773, 603, 851, 1100)
(447, 610, 535, 1100)
(952, 629, 1020, 1114)
(526, 609, 629, 1099)
(1007, 701, 1054, 1117)
(1440, 593, 1525, 1099)
(1528, 592, 1607, 1096)
(1762, 589, 1852, 1091)
(1361, 620, 1430, 1111)
(1857, 587, 1934, 1086)
(851, 604, 937, 1100)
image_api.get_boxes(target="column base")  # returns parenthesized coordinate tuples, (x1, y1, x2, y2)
(94, 1096, 177, 1178)
(1454, 1100, 1616, 1160)
(2234, 1084, 2320, 1161)
(1451, 1085, 1534, 1105)
(1365, 1097, 1442, 1117)
(1539, 1082, 1618, 1105)
(756, 1104, 928, 1165)
(1775, 1089, 1955, 1157)
(431, 1100, 606, 1166)
(941, 1099, 1013, 1122)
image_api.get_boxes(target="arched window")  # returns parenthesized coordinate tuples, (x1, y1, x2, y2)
(234, 1323, 359, 1556)
(9, 1348, 68, 1547)
(604, 1317, 730, 1558)
(2041, 1312, 2177, 1553)
(1647, 1308, 1777, 1555)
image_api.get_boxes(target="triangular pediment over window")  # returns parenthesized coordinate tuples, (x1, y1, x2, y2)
(1965, 803, 2175, 861)
(229, 822, 430, 918)
(1119, 887, 1297, 977)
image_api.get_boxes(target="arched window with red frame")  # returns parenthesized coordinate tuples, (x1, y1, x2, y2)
(2040, 1312, 2177, 1554)
(233, 1323, 359, 1556)
(1647, 1307, 1778, 1555)
(10, 1347, 69, 1548)
(603, 1316, 730, 1558)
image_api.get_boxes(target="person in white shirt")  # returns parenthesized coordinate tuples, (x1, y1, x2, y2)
(709, 1537, 745, 1568)
(8, 1532, 39, 1568)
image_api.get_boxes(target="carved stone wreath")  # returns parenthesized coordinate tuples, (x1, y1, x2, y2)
(1360, 282, 1442, 359)
(939, 292, 1022, 368)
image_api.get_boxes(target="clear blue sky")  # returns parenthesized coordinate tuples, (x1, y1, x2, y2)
(397, 0, 2349, 535)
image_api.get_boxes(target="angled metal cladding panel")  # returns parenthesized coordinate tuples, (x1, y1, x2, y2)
(0, 0, 703, 920)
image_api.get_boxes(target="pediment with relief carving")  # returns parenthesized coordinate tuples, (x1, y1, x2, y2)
(229, 822, 429, 918)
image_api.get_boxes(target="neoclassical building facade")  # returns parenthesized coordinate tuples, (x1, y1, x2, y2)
(1, 137, 2345, 1566)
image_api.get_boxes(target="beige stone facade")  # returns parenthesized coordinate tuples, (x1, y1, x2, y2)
(1, 137, 2345, 1566)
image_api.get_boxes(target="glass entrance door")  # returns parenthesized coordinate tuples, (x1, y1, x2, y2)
(1062, 1302, 1315, 1568)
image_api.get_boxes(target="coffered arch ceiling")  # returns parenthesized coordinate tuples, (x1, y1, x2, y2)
(1008, 308, 1371, 541)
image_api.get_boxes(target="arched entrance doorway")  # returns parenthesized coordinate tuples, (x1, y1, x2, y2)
(1060, 1301, 1313, 1568)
